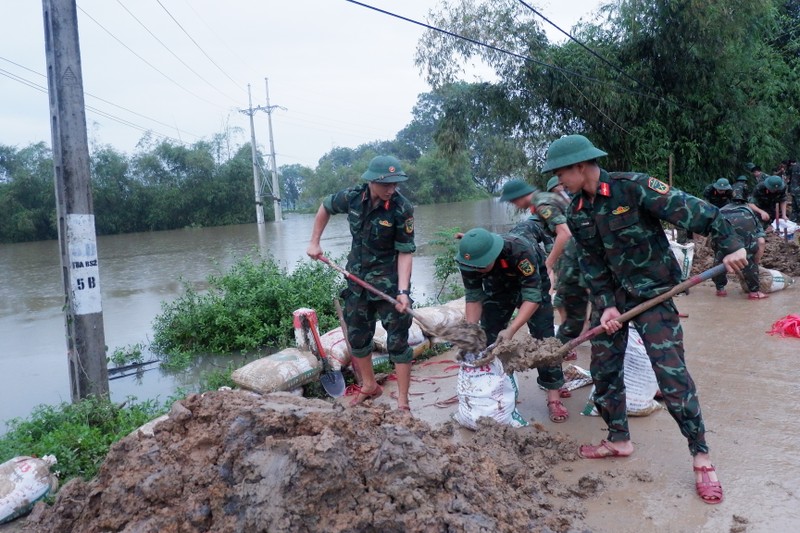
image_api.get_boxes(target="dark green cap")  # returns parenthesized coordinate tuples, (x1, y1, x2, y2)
(546, 176, 560, 192)
(764, 175, 785, 191)
(541, 134, 608, 172)
(361, 155, 408, 183)
(736, 175, 748, 182)
(499, 179, 536, 202)
(455, 228, 504, 271)
(713, 178, 732, 191)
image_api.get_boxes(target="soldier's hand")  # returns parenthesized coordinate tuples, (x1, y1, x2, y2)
(306, 243, 323, 259)
(496, 328, 514, 344)
(600, 307, 623, 334)
(395, 293, 410, 313)
(722, 248, 747, 273)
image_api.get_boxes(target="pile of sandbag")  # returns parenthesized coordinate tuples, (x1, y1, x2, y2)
(0, 455, 58, 524)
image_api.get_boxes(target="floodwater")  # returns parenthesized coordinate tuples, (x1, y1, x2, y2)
(0, 198, 514, 428)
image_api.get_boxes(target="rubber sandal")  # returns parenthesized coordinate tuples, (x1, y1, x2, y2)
(397, 405, 412, 416)
(716, 289, 727, 297)
(547, 399, 569, 423)
(693, 465, 724, 504)
(578, 440, 631, 459)
(559, 387, 572, 398)
(348, 384, 383, 407)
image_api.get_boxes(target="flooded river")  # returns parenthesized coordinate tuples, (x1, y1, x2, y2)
(0, 198, 514, 427)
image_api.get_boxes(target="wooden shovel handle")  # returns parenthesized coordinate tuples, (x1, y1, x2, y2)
(553, 262, 727, 359)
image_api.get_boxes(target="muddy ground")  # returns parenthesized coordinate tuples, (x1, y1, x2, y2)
(692, 231, 800, 277)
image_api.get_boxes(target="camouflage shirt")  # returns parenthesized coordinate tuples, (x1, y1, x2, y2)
(749, 181, 788, 214)
(323, 183, 415, 298)
(702, 184, 732, 208)
(710, 204, 760, 252)
(508, 216, 554, 253)
(567, 170, 744, 310)
(528, 192, 569, 253)
(460, 233, 547, 305)
(731, 180, 751, 202)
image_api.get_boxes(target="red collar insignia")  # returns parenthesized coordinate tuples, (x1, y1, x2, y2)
(598, 182, 611, 196)
(499, 258, 509, 269)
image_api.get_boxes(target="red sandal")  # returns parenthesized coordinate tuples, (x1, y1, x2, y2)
(547, 399, 569, 423)
(348, 384, 383, 407)
(694, 465, 723, 504)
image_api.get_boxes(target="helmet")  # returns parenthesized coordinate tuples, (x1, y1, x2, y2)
(764, 175, 785, 192)
(499, 179, 536, 202)
(455, 228, 504, 271)
(541, 134, 608, 172)
(713, 178, 732, 191)
(361, 155, 408, 183)
(745, 162, 756, 171)
(546, 176, 560, 192)
(736, 175, 748, 182)
(731, 187, 746, 202)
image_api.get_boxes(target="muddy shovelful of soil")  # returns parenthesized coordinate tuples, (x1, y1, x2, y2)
(25, 390, 592, 533)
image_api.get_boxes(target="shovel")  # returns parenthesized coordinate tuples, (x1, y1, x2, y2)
(302, 314, 346, 397)
(317, 256, 434, 330)
(550, 262, 729, 360)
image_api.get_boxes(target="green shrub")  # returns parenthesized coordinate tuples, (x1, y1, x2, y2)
(151, 255, 346, 366)
(428, 227, 465, 303)
(0, 396, 165, 483)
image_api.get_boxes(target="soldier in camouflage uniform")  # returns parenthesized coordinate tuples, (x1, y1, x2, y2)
(788, 160, 800, 222)
(307, 155, 415, 411)
(455, 227, 569, 422)
(542, 134, 747, 505)
(710, 204, 767, 299)
(748, 175, 788, 229)
(499, 179, 588, 356)
(731, 175, 750, 204)
(701, 178, 733, 208)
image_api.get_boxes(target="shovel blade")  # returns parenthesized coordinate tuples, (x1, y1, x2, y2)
(320, 370, 346, 397)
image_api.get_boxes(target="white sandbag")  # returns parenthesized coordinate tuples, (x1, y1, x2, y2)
(443, 297, 466, 312)
(373, 321, 426, 352)
(760, 267, 794, 293)
(668, 240, 695, 281)
(0, 455, 58, 524)
(412, 305, 466, 341)
(582, 326, 661, 417)
(317, 327, 350, 371)
(454, 358, 528, 430)
(771, 218, 799, 234)
(231, 348, 321, 394)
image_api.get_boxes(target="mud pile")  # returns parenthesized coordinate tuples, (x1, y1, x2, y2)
(25, 390, 588, 533)
(691, 233, 800, 277)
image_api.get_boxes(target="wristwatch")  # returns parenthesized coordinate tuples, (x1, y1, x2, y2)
(397, 289, 411, 296)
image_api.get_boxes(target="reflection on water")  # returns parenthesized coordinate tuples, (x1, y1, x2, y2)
(0, 198, 515, 427)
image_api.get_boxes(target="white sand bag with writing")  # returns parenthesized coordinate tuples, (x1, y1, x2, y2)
(317, 327, 350, 371)
(740, 266, 794, 293)
(582, 326, 661, 417)
(232, 348, 321, 394)
(373, 321, 426, 352)
(412, 305, 466, 341)
(0, 455, 59, 524)
(454, 358, 528, 430)
(668, 239, 695, 281)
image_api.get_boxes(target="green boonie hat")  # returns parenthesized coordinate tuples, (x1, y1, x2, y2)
(361, 155, 408, 183)
(546, 176, 560, 192)
(745, 162, 756, 171)
(713, 178, 732, 191)
(455, 228, 504, 271)
(499, 179, 536, 202)
(541, 134, 608, 173)
(736, 175, 748, 182)
(764, 175, 785, 191)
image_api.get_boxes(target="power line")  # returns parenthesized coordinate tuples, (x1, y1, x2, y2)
(155, 0, 244, 93)
(115, 0, 240, 106)
(179, 0, 254, 75)
(0, 67, 188, 146)
(0, 55, 202, 139)
(343, 0, 692, 111)
(76, 5, 228, 110)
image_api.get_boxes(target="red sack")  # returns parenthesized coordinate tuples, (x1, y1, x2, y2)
(767, 315, 800, 338)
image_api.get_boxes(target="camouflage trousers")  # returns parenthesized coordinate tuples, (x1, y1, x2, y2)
(713, 243, 760, 293)
(481, 292, 565, 390)
(791, 190, 800, 222)
(553, 241, 589, 343)
(342, 288, 413, 364)
(589, 296, 708, 455)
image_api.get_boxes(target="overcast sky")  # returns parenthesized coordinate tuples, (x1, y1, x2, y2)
(1, 0, 602, 168)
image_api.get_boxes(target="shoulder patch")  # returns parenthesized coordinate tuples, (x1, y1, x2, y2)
(538, 206, 553, 220)
(404, 217, 414, 234)
(517, 258, 535, 276)
(647, 177, 670, 194)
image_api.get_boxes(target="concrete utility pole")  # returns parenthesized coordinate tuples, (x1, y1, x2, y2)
(239, 84, 265, 224)
(42, 0, 109, 400)
(264, 78, 282, 222)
